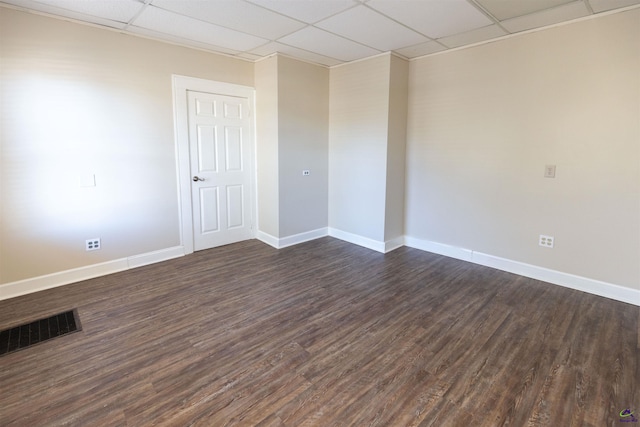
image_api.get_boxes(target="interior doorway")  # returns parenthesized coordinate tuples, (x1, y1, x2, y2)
(173, 75, 256, 254)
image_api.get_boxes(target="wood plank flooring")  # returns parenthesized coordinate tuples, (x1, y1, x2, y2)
(0, 237, 637, 426)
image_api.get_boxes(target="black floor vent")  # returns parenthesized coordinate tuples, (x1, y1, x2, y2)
(0, 310, 81, 356)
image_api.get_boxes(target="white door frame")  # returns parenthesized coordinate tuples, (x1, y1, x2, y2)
(172, 75, 256, 254)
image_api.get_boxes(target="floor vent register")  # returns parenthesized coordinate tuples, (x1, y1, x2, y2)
(0, 310, 81, 356)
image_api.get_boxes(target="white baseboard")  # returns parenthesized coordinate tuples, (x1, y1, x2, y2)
(256, 228, 328, 249)
(278, 228, 328, 248)
(127, 246, 185, 268)
(328, 228, 386, 253)
(258, 227, 404, 254)
(405, 236, 640, 307)
(471, 251, 640, 307)
(4, 235, 636, 307)
(327, 228, 404, 254)
(0, 246, 186, 302)
(384, 235, 405, 253)
(404, 236, 472, 262)
(255, 230, 280, 249)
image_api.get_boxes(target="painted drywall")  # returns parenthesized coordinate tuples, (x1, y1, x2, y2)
(328, 53, 409, 247)
(254, 54, 329, 241)
(277, 56, 329, 237)
(405, 9, 640, 290)
(254, 56, 280, 238)
(0, 8, 253, 284)
(328, 55, 391, 243)
(384, 55, 409, 242)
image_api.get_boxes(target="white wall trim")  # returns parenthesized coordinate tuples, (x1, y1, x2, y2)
(328, 227, 386, 253)
(405, 236, 640, 307)
(256, 228, 328, 249)
(127, 246, 185, 269)
(384, 235, 405, 253)
(471, 251, 640, 307)
(256, 230, 281, 249)
(259, 228, 399, 253)
(330, 51, 392, 69)
(0, 246, 186, 302)
(404, 236, 473, 262)
(3, 233, 636, 306)
(279, 228, 328, 248)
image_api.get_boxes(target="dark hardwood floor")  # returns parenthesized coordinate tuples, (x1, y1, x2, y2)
(0, 237, 637, 426)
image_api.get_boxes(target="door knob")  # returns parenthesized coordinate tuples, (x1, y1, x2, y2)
(193, 176, 205, 182)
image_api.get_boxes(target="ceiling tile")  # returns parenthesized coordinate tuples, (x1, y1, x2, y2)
(127, 25, 242, 55)
(588, 0, 640, 12)
(367, 0, 493, 38)
(438, 24, 507, 48)
(30, 0, 142, 22)
(5, 0, 638, 66)
(246, 0, 358, 23)
(501, 1, 590, 33)
(315, 5, 428, 51)
(277, 26, 379, 61)
(150, 0, 306, 39)
(1, 0, 143, 27)
(394, 40, 446, 59)
(249, 41, 341, 66)
(475, 0, 574, 20)
(131, 5, 268, 51)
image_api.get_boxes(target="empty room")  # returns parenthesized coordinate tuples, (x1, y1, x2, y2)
(1, 0, 638, 425)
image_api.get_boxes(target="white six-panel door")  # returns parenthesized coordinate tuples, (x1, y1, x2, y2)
(187, 90, 253, 250)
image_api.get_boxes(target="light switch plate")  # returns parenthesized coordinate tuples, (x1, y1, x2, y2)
(544, 165, 556, 178)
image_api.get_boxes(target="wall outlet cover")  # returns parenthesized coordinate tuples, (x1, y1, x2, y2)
(86, 238, 101, 251)
(539, 235, 554, 248)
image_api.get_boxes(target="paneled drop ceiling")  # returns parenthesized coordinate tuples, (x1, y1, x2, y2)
(2, 0, 639, 66)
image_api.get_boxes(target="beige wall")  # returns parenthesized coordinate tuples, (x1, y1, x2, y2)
(329, 53, 409, 245)
(405, 9, 640, 289)
(384, 55, 409, 242)
(254, 56, 280, 237)
(329, 55, 391, 242)
(254, 54, 329, 240)
(0, 8, 253, 284)
(277, 56, 329, 237)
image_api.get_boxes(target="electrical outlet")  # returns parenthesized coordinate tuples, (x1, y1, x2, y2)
(86, 238, 101, 251)
(302, 170, 310, 176)
(539, 235, 554, 248)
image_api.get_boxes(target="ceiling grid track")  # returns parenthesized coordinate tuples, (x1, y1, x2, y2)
(0, 0, 638, 66)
